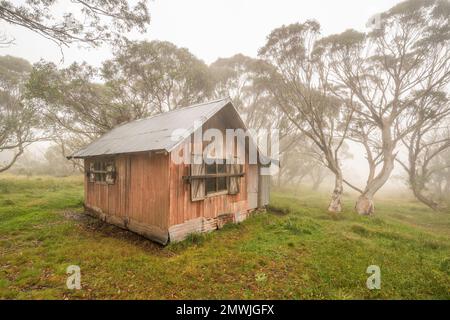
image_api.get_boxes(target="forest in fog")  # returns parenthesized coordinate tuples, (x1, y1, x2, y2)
(1, 0, 450, 214)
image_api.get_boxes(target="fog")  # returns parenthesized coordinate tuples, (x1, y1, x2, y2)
(0, 0, 407, 188)
(0, 0, 400, 67)
(1, 0, 449, 213)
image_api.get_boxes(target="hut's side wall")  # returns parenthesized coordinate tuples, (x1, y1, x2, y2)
(84, 155, 128, 219)
(84, 152, 170, 244)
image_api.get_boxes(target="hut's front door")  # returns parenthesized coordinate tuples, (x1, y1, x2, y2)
(247, 165, 258, 210)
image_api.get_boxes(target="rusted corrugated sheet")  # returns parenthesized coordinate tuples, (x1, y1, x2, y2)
(247, 164, 259, 210)
(258, 174, 271, 207)
(70, 98, 232, 158)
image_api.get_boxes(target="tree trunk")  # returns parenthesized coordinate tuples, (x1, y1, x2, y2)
(355, 195, 374, 215)
(413, 188, 440, 211)
(328, 173, 343, 213)
(408, 172, 441, 211)
(356, 123, 395, 215)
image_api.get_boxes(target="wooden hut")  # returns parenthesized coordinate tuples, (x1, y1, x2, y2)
(68, 98, 271, 244)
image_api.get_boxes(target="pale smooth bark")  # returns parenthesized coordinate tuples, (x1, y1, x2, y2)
(328, 172, 343, 213)
(355, 124, 395, 215)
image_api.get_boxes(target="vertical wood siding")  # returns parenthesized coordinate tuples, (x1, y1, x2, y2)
(85, 155, 128, 219)
(83, 104, 263, 242)
(84, 152, 170, 231)
(168, 106, 255, 226)
(168, 156, 250, 226)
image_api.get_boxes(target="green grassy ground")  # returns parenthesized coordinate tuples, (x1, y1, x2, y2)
(0, 175, 449, 299)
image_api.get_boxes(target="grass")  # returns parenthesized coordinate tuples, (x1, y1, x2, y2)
(0, 175, 449, 299)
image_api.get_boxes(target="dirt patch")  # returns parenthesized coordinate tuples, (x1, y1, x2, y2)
(266, 205, 290, 216)
(61, 210, 168, 255)
(62, 209, 90, 222)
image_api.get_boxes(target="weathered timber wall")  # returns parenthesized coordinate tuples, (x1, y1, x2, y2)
(84, 152, 170, 244)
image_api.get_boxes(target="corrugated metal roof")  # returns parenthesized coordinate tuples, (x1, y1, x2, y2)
(69, 98, 232, 158)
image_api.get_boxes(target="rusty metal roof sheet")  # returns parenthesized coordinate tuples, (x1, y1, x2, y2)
(69, 98, 232, 158)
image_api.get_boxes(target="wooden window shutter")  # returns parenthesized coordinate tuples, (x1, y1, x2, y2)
(191, 155, 206, 201)
(228, 161, 241, 195)
(88, 162, 95, 183)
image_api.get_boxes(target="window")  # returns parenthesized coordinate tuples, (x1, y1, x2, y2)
(188, 157, 244, 201)
(205, 162, 228, 195)
(94, 162, 106, 182)
(88, 160, 116, 184)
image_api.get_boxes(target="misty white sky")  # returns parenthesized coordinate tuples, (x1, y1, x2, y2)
(1, 0, 401, 67)
(0, 0, 408, 192)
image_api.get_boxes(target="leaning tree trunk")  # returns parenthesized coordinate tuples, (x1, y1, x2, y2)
(408, 170, 441, 211)
(356, 124, 395, 215)
(412, 188, 440, 211)
(328, 172, 343, 213)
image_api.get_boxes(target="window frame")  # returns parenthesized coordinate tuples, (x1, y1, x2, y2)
(185, 158, 245, 200)
(205, 161, 228, 196)
(87, 159, 116, 185)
